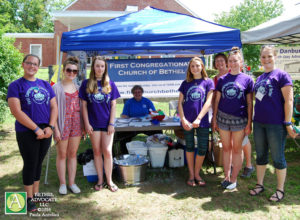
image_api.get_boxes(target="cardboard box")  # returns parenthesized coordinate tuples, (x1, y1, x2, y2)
(213, 142, 223, 167)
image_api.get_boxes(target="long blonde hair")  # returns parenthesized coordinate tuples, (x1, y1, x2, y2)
(186, 57, 208, 82)
(86, 56, 111, 94)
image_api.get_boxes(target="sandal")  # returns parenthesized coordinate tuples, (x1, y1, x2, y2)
(249, 184, 264, 196)
(107, 183, 118, 192)
(187, 179, 196, 187)
(195, 179, 206, 187)
(269, 189, 285, 202)
(94, 183, 105, 191)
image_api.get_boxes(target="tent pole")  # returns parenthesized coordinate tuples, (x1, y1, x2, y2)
(57, 52, 63, 82)
(44, 51, 63, 185)
(240, 48, 247, 74)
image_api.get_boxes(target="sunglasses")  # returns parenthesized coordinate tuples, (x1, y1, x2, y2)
(66, 68, 78, 74)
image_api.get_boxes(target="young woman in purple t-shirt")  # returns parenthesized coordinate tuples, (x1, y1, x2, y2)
(212, 53, 254, 180)
(212, 47, 254, 190)
(7, 54, 58, 212)
(178, 57, 214, 187)
(249, 46, 297, 202)
(79, 56, 120, 192)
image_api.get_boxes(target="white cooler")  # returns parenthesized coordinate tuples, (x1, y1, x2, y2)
(168, 149, 184, 167)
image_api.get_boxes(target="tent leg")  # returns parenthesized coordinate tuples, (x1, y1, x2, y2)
(57, 52, 63, 82)
(44, 140, 52, 185)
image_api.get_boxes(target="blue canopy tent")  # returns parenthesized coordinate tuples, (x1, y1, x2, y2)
(45, 7, 242, 184)
(60, 6, 242, 56)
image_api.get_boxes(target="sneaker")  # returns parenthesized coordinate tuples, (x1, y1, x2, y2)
(59, 184, 67, 195)
(226, 182, 237, 190)
(69, 184, 81, 194)
(241, 166, 255, 178)
(221, 180, 231, 189)
(27, 198, 37, 212)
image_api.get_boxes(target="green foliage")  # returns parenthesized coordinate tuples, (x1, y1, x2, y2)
(0, 32, 23, 123)
(293, 80, 300, 95)
(0, 0, 73, 33)
(215, 0, 283, 70)
(206, 69, 218, 78)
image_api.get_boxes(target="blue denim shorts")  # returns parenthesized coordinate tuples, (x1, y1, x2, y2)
(217, 110, 247, 132)
(183, 127, 209, 156)
(253, 121, 287, 169)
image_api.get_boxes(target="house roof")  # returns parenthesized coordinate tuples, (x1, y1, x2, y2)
(4, 33, 54, 38)
(52, 0, 196, 30)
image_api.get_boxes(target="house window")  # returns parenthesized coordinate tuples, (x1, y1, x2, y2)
(30, 44, 42, 66)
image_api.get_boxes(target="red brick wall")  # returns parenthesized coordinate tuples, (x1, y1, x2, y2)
(14, 38, 55, 67)
(54, 20, 69, 64)
(67, 0, 192, 15)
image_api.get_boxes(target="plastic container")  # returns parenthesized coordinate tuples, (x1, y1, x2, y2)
(114, 154, 149, 185)
(168, 149, 184, 167)
(86, 175, 98, 183)
(126, 141, 148, 156)
(147, 142, 168, 168)
(83, 160, 98, 182)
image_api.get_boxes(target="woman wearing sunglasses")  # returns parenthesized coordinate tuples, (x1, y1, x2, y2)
(53, 57, 83, 195)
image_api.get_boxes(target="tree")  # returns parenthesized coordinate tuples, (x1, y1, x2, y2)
(214, 0, 283, 70)
(0, 31, 23, 124)
(0, 0, 72, 33)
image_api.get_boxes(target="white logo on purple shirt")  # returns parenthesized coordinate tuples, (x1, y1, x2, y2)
(25, 87, 49, 105)
(186, 85, 205, 102)
(255, 79, 273, 97)
(222, 82, 243, 100)
(89, 92, 105, 103)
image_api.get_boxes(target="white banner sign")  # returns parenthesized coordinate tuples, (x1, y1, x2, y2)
(275, 47, 300, 80)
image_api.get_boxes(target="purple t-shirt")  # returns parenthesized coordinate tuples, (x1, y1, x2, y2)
(254, 69, 293, 124)
(217, 72, 254, 118)
(178, 78, 214, 128)
(6, 77, 56, 132)
(79, 79, 120, 128)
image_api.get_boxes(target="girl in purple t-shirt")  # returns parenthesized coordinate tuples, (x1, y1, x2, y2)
(178, 57, 214, 187)
(79, 56, 120, 192)
(249, 46, 297, 202)
(7, 54, 58, 212)
(212, 47, 254, 190)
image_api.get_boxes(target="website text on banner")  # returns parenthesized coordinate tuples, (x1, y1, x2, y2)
(107, 58, 198, 98)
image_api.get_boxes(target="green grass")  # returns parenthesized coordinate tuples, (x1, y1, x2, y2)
(1, 103, 300, 219)
(36, 68, 49, 81)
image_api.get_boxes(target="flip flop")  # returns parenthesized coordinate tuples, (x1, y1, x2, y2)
(269, 189, 285, 202)
(195, 179, 206, 187)
(94, 183, 105, 191)
(186, 179, 196, 187)
(249, 184, 264, 196)
(107, 183, 118, 192)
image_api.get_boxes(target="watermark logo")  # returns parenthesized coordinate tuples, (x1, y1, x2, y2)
(5, 192, 27, 215)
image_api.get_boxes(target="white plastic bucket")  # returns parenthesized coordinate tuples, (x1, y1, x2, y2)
(147, 142, 168, 168)
(126, 141, 148, 156)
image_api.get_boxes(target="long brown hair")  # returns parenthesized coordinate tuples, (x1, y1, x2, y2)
(86, 56, 111, 94)
(186, 57, 208, 82)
